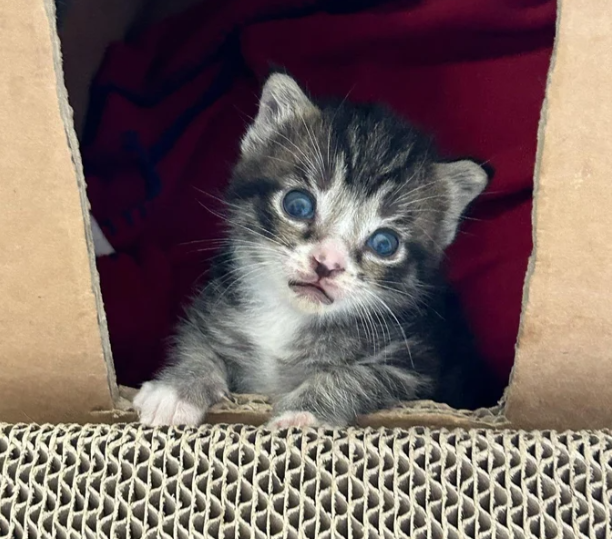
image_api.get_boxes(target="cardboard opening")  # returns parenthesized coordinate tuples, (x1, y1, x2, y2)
(10, 0, 612, 430)
(28, 0, 548, 427)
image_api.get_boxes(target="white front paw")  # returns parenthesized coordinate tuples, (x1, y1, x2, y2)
(133, 382, 204, 426)
(266, 410, 321, 430)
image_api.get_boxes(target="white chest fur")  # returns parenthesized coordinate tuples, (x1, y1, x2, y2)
(239, 300, 304, 394)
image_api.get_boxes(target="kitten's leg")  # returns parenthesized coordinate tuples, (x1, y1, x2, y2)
(267, 365, 428, 429)
(134, 320, 230, 427)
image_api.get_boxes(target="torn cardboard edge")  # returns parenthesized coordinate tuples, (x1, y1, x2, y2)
(48, 0, 543, 430)
(507, 0, 612, 430)
(37, 0, 612, 431)
(502, 0, 562, 427)
(482, 2, 568, 430)
(45, 0, 119, 406)
(0, 0, 119, 423)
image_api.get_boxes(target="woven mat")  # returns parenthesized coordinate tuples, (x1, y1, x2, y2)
(1, 424, 611, 538)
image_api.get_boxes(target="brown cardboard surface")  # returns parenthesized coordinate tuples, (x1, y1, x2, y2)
(0, 0, 114, 423)
(9, 0, 611, 431)
(506, 0, 612, 430)
(47, 0, 512, 430)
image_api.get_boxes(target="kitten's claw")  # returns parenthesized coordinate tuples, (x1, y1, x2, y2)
(134, 382, 204, 426)
(266, 410, 321, 430)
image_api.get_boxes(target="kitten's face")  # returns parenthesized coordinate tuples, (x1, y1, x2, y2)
(225, 74, 487, 316)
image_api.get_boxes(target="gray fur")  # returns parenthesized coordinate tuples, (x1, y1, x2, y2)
(142, 73, 490, 427)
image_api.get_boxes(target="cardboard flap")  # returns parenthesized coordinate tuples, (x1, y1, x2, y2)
(506, 0, 612, 430)
(0, 0, 115, 422)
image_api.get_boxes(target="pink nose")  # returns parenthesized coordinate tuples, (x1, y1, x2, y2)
(311, 242, 346, 278)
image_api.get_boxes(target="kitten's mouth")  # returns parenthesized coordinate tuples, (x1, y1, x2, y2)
(289, 281, 333, 305)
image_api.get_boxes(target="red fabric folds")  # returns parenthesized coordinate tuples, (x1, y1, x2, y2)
(83, 0, 556, 388)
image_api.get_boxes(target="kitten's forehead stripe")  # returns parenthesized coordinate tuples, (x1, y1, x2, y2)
(325, 104, 423, 175)
(230, 88, 487, 319)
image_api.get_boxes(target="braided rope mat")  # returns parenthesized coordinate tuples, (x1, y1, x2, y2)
(1, 424, 611, 538)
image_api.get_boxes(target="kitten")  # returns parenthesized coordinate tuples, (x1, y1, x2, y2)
(134, 73, 494, 429)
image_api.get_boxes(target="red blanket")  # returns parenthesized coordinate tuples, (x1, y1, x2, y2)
(83, 0, 556, 390)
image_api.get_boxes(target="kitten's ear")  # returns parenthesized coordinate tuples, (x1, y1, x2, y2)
(241, 73, 316, 154)
(435, 159, 490, 247)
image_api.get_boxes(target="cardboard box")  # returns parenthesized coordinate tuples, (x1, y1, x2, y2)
(1, 0, 610, 431)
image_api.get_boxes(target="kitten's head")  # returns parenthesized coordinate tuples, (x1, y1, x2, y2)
(225, 73, 488, 316)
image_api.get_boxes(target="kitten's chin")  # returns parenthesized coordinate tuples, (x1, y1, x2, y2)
(288, 282, 334, 314)
(291, 296, 331, 315)
(289, 283, 333, 305)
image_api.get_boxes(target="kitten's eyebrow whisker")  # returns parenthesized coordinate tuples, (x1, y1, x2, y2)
(387, 151, 431, 202)
(398, 181, 434, 199)
(270, 140, 311, 173)
(266, 155, 311, 178)
(326, 85, 355, 167)
(399, 193, 449, 209)
(274, 131, 317, 177)
(389, 148, 464, 202)
(299, 113, 326, 182)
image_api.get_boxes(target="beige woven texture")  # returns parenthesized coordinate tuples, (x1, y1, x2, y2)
(1, 424, 611, 538)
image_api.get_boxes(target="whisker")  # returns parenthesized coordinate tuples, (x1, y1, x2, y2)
(193, 196, 289, 251)
(361, 289, 415, 370)
(209, 266, 266, 311)
(326, 85, 355, 167)
(266, 155, 312, 178)
(273, 131, 317, 178)
(299, 113, 326, 181)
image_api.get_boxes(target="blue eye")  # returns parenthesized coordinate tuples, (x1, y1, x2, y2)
(283, 190, 315, 220)
(367, 229, 400, 257)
